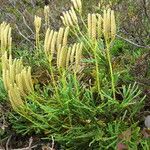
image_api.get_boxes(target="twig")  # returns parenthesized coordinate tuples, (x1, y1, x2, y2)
(42, 136, 55, 150)
(6, 135, 12, 150)
(142, 0, 150, 22)
(30, 0, 36, 7)
(22, 16, 34, 35)
(51, 136, 55, 150)
(28, 137, 33, 150)
(5, 136, 38, 150)
(11, 144, 38, 150)
(116, 34, 150, 49)
(15, 25, 34, 46)
(8, 0, 35, 42)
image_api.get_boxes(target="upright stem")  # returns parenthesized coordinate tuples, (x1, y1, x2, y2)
(73, 71, 79, 98)
(35, 31, 40, 50)
(93, 42, 103, 100)
(106, 43, 116, 99)
(79, 14, 88, 31)
(70, 27, 93, 56)
(49, 57, 62, 106)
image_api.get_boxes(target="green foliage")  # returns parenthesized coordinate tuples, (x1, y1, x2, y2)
(9, 71, 145, 149)
(0, 0, 149, 149)
(0, 78, 7, 102)
(140, 139, 150, 150)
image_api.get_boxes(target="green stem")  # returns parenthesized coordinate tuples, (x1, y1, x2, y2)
(79, 14, 88, 31)
(70, 27, 92, 56)
(48, 57, 62, 106)
(73, 71, 79, 99)
(106, 43, 116, 99)
(35, 32, 39, 50)
(93, 42, 103, 100)
(62, 72, 73, 127)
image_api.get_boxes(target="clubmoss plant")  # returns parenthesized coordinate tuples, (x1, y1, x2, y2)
(87, 13, 103, 41)
(0, 0, 147, 149)
(1, 51, 34, 110)
(61, 9, 78, 27)
(44, 27, 70, 62)
(71, 0, 82, 14)
(44, 5, 50, 30)
(34, 16, 42, 49)
(0, 22, 12, 54)
(103, 8, 116, 99)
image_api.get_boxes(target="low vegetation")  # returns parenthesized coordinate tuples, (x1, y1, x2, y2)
(0, 0, 150, 149)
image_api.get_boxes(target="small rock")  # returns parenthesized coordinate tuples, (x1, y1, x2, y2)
(144, 115, 150, 128)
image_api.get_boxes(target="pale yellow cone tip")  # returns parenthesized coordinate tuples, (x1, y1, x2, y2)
(110, 10, 116, 40)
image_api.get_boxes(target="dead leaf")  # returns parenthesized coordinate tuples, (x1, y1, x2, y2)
(117, 142, 128, 150)
(118, 129, 131, 141)
(142, 128, 150, 138)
